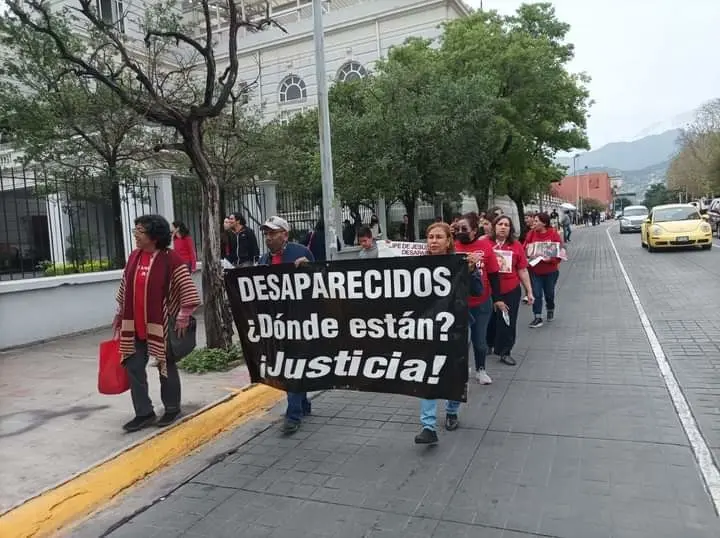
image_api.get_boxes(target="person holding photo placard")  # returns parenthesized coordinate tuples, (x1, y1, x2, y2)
(415, 222, 484, 444)
(489, 215, 534, 366)
(524, 212, 563, 328)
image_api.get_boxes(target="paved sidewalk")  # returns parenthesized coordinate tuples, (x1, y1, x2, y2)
(0, 320, 250, 514)
(72, 225, 720, 538)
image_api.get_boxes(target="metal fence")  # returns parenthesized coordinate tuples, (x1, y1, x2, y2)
(172, 176, 268, 256)
(0, 167, 158, 280)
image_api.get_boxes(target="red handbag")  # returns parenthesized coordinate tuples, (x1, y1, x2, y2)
(98, 339, 130, 395)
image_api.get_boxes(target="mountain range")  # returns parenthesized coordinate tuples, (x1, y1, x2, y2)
(556, 129, 683, 198)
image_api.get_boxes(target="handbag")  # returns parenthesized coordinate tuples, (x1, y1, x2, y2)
(165, 253, 197, 360)
(98, 339, 130, 394)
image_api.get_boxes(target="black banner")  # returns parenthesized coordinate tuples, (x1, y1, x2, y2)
(223, 255, 469, 401)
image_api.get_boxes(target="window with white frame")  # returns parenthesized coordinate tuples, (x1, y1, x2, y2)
(279, 75, 307, 104)
(336, 61, 368, 83)
(96, 0, 125, 32)
(278, 107, 305, 125)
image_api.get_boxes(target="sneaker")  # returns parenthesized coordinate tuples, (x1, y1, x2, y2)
(122, 413, 156, 432)
(547, 310, 554, 322)
(529, 318, 544, 328)
(414, 428, 439, 444)
(445, 414, 459, 431)
(475, 369, 493, 385)
(157, 409, 181, 428)
(281, 419, 300, 435)
(500, 355, 517, 366)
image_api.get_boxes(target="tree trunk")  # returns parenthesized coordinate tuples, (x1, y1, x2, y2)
(509, 193, 527, 241)
(108, 177, 126, 269)
(473, 182, 490, 213)
(184, 125, 234, 350)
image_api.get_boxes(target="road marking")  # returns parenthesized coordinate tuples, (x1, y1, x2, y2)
(606, 227, 720, 514)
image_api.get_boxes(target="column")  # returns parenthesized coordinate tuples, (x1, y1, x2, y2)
(146, 169, 175, 224)
(120, 182, 153, 260)
(377, 197, 387, 240)
(46, 193, 70, 265)
(257, 179, 278, 220)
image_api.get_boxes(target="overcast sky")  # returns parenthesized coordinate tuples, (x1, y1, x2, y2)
(464, 0, 720, 149)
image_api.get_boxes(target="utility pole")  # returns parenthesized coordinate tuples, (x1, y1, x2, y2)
(312, 0, 338, 260)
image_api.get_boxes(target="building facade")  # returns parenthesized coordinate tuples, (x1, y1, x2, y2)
(552, 172, 614, 210)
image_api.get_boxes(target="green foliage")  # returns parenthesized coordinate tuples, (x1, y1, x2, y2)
(581, 198, 605, 212)
(178, 345, 244, 374)
(42, 259, 112, 276)
(643, 183, 678, 209)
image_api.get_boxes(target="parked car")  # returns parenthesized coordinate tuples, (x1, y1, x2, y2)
(706, 198, 720, 235)
(618, 205, 649, 233)
(640, 204, 712, 252)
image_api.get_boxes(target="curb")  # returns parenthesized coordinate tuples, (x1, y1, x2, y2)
(0, 384, 284, 538)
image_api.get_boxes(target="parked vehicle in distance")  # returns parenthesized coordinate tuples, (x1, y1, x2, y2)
(618, 205, 649, 233)
(640, 204, 712, 252)
(706, 198, 720, 235)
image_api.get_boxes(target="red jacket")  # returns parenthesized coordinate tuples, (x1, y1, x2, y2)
(173, 235, 197, 272)
(523, 228, 562, 275)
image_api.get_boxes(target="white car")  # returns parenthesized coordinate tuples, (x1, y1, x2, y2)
(619, 205, 649, 234)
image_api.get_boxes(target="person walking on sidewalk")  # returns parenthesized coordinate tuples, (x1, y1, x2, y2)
(524, 212, 563, 328)
(489, 215, 534, 366)
(113, 214, 201, 433)
(171, 221, 197, 273)
(257, 216, 315, 435)
(453, 213, 502, 385)
(225, 212, 260, 267)
(415, 222, 484, 445)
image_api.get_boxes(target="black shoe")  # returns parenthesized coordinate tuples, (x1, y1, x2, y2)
(500, 355, 517, 366)
(547, 310, 554, 322)
(445, 414, 459, 431)
(123, 413, 156, 432)
(157, 409, 181, 428)
(414, 428, 438, 444)
(281, 419, 300, 435)
(529, 318, 543, 328)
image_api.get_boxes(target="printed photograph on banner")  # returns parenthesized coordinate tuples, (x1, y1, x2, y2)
(495, 250, 513, 273)
(377, 240, 427, 258)
(526, 241, 562, 259)
(223, 255, 470, 401)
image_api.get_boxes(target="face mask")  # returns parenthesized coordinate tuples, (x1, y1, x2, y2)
(455, 232, 472, 244)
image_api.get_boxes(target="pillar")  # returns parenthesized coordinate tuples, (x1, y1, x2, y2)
(46, 192, 70, 265)
(377, 197, 387, 240)
(257, 179, 278, 220)
(120, 182, 154, 260)
(146, 169, 175, 224)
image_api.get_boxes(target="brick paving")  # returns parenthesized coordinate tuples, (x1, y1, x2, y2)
(87, 225, 720, 538)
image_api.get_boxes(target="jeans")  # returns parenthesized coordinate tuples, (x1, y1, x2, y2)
(286, 392, 311, 423)
(469, 300, 493, 370)
(420, 398, 460, 432)
(531, 271, 559, 317)
(124, 340, 181, 417)
(563, 224, 571, 242)
(492, 285, 522, 356)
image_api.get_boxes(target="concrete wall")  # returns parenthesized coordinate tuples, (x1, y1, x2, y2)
(0, 270, 203, 350)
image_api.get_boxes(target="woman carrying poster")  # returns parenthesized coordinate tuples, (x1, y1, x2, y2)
(524, 212, 563, 328)
(489, 215, 534, 367)
(453, 213, 502, 386)
(415, 222, 484, 445)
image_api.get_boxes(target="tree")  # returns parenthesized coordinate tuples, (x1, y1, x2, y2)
(643, 183, 677, 209)
(581, 198, 605, 213)
(6, 0, 284, 349)
(438, 4, 591, 214)
(0, 14, 151, 269)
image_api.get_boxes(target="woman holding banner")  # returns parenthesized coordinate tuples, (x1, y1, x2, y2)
(524, 212, 563, 328)
(415, 222, 484, 445)
(453, 213, 502, 386)
(489, 215, 534, 367)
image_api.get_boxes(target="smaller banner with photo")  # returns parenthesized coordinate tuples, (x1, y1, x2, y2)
(377, 241, 428, 258)
(526, 241, 563, 259)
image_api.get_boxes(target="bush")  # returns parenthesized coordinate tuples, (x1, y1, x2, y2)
(178, 344, 244, 374)
(42, 259, 113, 276)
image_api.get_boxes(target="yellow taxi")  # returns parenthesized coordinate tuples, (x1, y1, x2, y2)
(640, 204, 713, 252)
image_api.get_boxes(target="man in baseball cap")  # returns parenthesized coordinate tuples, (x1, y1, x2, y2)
(257, 216, 315, 434)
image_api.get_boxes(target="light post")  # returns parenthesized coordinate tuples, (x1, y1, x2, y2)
(573, 153, 579, 223)
(312, 0, 338, 260)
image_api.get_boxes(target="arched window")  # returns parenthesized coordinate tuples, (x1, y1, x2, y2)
(336, 61, 367, 83)
(279, 74, 307, 103)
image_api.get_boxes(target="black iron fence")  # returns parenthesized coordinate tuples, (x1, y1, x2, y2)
(172, 176, 268, 257)
(0, 167, 158, 280)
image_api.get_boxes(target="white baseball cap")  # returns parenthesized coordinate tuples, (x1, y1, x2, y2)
(260, 216, 291, 231)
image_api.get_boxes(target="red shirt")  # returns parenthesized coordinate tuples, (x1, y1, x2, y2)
(493, 239, 528, 295)
(524, 228, 563, 275)
(271, 253, 283, 265)
(133, 251, 153, 340)
(173, 235, 197, 272)
(454, 237, 500, 307)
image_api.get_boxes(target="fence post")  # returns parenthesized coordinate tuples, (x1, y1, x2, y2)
(377, 197, 387, 239)
(46, 192, 70, 265)
(146, 169, 175, 224)
(257, 179, 278, 219)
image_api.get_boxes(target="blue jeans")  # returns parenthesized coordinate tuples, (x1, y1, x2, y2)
(469, 300, 492, 371)
(286, 392, 311, 423)
(420, 398, 460, 431)
(531, 271, 559, 317)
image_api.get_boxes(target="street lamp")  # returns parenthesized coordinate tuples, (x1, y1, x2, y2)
(573, 153, 579, 222)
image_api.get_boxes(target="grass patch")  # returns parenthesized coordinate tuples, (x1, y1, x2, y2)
(178, 344, 244, 374)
